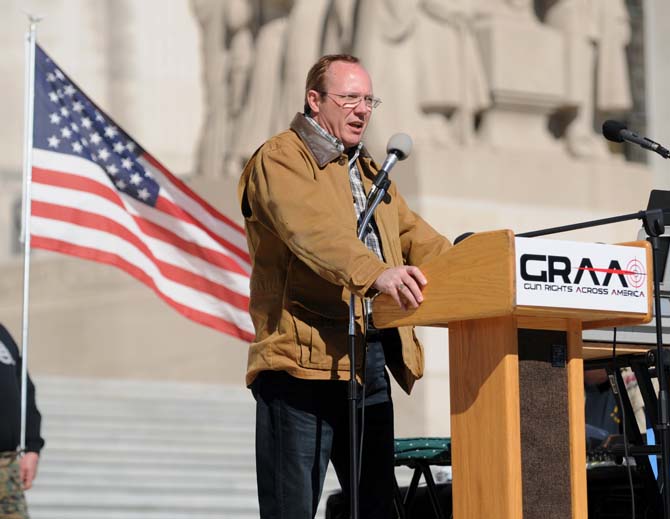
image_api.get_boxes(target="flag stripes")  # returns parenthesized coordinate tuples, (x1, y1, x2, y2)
(31, 148, 253, 341)
(140, 155, 251, 267)
(30, 236, 253, 340)
(31, 168, 248, 277)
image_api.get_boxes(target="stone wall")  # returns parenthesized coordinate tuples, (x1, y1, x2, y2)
(0, 0, 667, 437)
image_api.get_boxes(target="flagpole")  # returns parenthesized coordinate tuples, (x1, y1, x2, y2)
(20, 14, 40, 454)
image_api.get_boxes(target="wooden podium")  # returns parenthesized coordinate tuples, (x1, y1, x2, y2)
(372, 229, 653, 519)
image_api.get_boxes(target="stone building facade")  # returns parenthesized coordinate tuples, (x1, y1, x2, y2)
(1, 0, 669, 436)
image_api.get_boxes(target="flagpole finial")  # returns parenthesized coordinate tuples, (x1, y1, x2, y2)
(21, 10, 44, 26)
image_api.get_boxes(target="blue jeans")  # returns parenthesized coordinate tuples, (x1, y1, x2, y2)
(252, 370, 395, 519)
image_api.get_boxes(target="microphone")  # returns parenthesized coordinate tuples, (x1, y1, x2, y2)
(368, 133, 413, 204)
(602, 120, 670, 159)
(454, 232, 475, 245)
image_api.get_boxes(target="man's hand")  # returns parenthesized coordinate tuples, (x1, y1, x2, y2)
(372, 266, 427, 310)
(20, 452, 39, 490)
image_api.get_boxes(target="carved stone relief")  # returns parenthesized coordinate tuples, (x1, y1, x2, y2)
(191, 0, 635, 175)
(190, 0, 254, 178)
(540, 0, 633, 158)
(414, 0, 490, 146)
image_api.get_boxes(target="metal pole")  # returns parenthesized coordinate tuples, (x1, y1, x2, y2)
(20, 15, 40, 453)
(517, 211, 646, 238)
(347, 186, 389, 519)
(650, 236, 670, 518)
(347, 296, 360, 519)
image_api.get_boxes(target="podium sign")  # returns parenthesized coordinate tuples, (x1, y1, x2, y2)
(515, 237, 649, 313)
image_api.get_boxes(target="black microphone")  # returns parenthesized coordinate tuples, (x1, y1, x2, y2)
(602, 120, 670, 159)
(368, 133, 413, 204)
(454, 232, 475, 245)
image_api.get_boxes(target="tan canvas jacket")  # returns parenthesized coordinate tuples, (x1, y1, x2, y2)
(238, 114, 451, 394)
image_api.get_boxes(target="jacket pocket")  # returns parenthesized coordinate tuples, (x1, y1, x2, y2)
(291, 312, 363, 371)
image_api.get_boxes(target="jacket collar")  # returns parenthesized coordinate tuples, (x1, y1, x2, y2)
(290, 113, 373, 169)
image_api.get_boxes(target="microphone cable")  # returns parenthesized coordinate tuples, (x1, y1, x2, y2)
(358, 334, 368, 486)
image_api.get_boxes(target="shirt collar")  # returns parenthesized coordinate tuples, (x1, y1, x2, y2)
(290, 113, 365, 168)
(347, 145, 361, 169)
(305, 114, 364, 164)
(304, 115, 345, 153)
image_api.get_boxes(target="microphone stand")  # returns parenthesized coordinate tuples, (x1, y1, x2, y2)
(516, 209, 660, 238)
(347, 178, 391, 519)
(518, 207, 670, 518)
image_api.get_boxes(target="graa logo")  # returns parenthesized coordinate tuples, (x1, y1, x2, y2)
(520, 254, 647, 289)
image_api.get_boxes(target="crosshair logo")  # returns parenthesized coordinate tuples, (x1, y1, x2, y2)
(625, 258, 646, 289)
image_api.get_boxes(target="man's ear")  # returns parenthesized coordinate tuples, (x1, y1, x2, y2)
(306, 90, 321, 115)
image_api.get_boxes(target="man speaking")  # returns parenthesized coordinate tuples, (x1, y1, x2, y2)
(238, 54, 451, 518)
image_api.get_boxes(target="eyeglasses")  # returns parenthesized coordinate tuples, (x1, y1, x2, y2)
(320, 92, 382, 110)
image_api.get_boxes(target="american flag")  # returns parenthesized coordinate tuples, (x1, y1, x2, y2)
(30, 44, 254, 342)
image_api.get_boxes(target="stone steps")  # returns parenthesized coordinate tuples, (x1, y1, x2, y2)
(24, 375, 381, 518)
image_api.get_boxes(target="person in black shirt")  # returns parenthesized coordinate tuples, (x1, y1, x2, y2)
(0, 323, 44, 518)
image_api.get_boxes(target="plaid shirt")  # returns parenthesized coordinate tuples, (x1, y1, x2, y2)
(304, 116, 384, 261)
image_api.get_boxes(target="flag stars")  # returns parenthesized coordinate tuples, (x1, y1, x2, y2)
(104, 125, 118, 138)
(129, 172, 142, 186)
(36, 52, 159, 207)
(98, 148, 110, 162)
